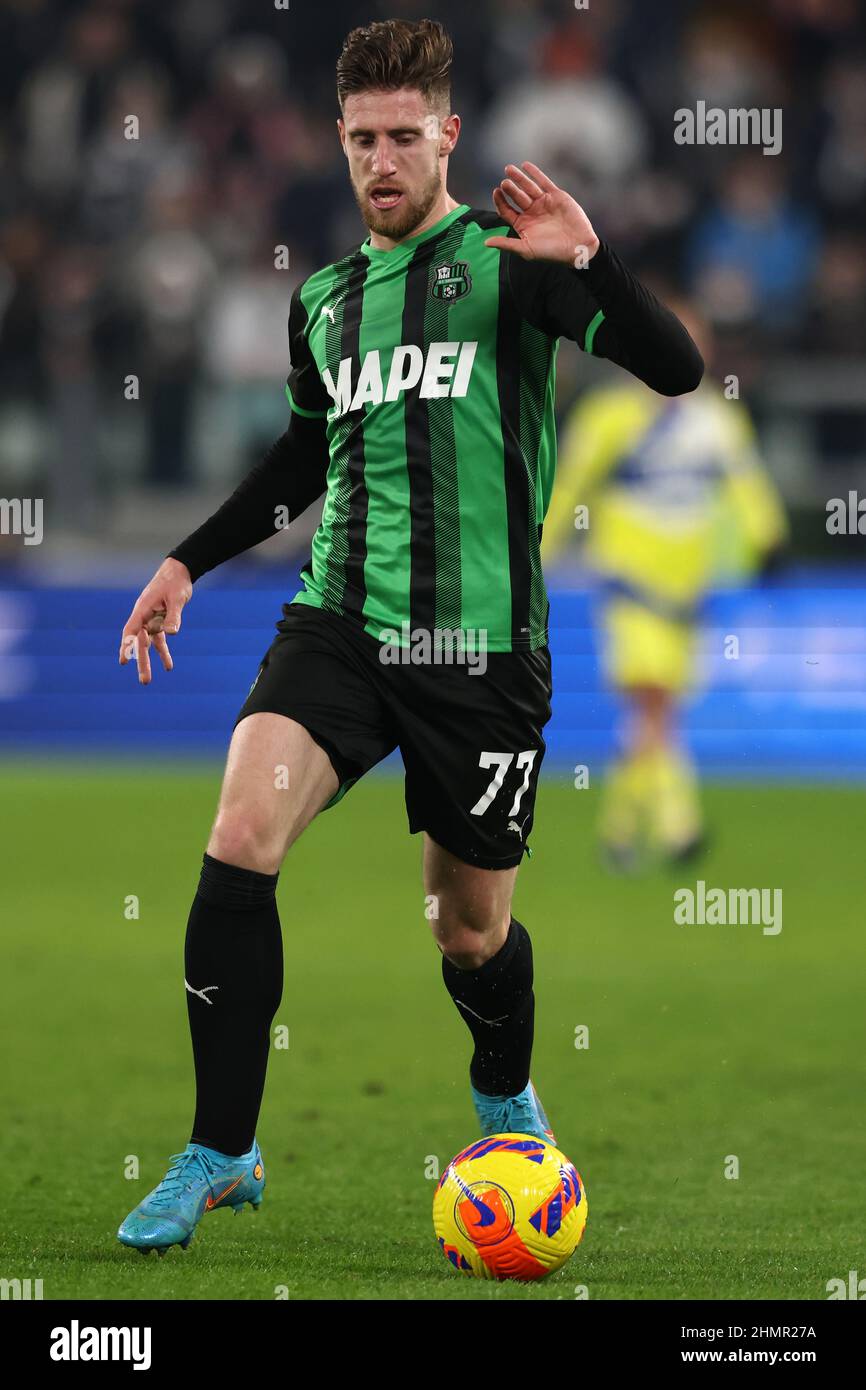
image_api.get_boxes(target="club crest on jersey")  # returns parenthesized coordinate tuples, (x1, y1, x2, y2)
(431, 260, 472, 302)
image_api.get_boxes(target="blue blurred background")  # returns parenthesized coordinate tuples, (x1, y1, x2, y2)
(2, 570, 865, 777)
(1, 0, 865, 776)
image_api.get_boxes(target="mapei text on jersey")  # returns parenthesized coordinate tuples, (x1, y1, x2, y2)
(323, 341, 478, 417)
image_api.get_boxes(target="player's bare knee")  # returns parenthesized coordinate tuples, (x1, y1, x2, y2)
(208, 807, 284, 875)
(432, 906, 510, 970)
(437, 928, 500, 970)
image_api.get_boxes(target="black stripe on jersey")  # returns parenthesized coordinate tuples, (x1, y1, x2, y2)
(462, 210, 538, 645)
(428, 218, 469, 632)
(401, 217, 471, 634)
(316, 251, 369, 619)
(337, 253, 371, 619)
(402, 239, 439, 633)
(317, 253, 361, 614)
(493, 233, 533, 646)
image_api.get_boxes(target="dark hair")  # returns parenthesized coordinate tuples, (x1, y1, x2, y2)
(336, 18, 452, 113)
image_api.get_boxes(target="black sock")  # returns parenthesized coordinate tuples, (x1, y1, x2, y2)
(441, 917, 534, 1097)
(184, 853, 283, 1156)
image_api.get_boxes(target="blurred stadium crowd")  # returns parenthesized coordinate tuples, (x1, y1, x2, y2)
(0, 0, 865, 553)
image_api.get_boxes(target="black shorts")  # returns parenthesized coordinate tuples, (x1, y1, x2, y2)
(236, 604, 552, 870)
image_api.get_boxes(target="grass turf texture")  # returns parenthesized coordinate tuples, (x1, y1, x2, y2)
(1, 762, 863, 1301)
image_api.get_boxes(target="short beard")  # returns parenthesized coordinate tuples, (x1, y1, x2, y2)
(354, 167, 443, 242)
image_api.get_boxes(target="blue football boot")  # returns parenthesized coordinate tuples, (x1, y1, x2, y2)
(471, 1080, 556, 1145)
(117, 1139, 265, 1255)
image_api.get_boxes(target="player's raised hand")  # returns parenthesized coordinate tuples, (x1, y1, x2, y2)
(484, 161, 600, 267)
(119, 557, 193, 685)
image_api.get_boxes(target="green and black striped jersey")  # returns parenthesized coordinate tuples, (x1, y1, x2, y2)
(285, 202, 696, 651)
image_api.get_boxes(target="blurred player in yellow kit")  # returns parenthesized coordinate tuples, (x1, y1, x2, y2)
(543, 300, 787, 868)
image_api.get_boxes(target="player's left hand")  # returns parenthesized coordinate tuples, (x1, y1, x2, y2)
(484, 162, 600, 267)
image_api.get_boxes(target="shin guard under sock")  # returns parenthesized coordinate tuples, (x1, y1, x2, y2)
(441, 917, 534, 1097)
(185, 853, 283, 1155)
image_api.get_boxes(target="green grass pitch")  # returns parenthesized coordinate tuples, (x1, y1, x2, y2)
(1, 762, 864, 1300)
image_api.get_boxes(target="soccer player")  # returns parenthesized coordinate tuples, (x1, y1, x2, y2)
(543, 297, 787, 868)
(116, 19, 703, 1253)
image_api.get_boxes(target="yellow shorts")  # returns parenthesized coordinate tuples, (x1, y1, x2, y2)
(602, 597, 695, 693)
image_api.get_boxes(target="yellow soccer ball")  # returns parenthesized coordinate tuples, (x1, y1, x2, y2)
(433, 1133, 588, 1280)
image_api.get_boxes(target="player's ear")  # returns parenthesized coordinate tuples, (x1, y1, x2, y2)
(439, 112, 460, 157)
(337, 116, 347, 157)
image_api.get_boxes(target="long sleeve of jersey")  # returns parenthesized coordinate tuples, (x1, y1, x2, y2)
(167, 411, 329, 582)
(508, 239, 704, 396)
